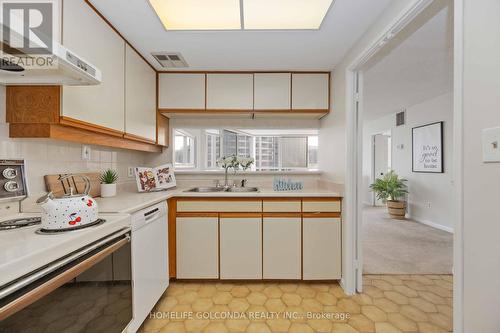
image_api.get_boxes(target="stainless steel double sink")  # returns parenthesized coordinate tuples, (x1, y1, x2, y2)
(185, 186, 259, 193)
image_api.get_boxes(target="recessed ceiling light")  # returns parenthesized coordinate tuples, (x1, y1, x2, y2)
(148, 0, 241, 31)
(243, 0, 334, 30)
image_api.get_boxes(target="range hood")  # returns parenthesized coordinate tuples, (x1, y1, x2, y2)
(0, 22, 102, 86)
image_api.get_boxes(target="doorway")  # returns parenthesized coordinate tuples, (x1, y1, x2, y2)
(359, 0, 454, 277)
(343, 0, 463, 330)
(372, 133, 391, 206)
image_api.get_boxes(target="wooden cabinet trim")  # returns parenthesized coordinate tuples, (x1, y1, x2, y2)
(10, 123, 161, 153)
(262, 213, 302, 218)
(205, 109, 255, 112)
(219, 213, 262, 219)
(123, 133, 156, 144)
(302, 212, 341, 218)
(6, 86, 61, 124)
(176, 212, 219, 218)
(158, 70, 331, 74)
(9, 123, 51, 137)
(168, 198, 177, 278)
(302, 197, 341, 202)
(60, 116, 124, 137)
(160, 108, 210, 113)
(160, 109, 327, 114)
(156, 113, 169, 147)
(176, 197, 263, 202)
(289, 109, 330, 113)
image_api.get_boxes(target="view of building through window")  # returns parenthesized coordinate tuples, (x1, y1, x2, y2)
(174, 130, 196, 168)
(173, 128, 319, 171)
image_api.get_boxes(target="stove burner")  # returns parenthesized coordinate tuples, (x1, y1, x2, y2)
(0, 217, 41, 230)
(36, 219, 106, 235)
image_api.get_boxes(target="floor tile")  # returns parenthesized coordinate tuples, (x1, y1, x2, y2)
(139, 275, 453, 333)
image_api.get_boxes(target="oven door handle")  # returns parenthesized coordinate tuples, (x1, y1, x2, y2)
(0, 232, 130, 321)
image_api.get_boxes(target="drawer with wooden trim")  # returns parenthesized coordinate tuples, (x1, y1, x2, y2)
(263, 200, 301, 213)
(302, 198, 341, 213)
(176, 200, 262, 212)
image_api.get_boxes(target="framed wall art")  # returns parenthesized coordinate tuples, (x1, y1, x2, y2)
(412, 121, 444, 173)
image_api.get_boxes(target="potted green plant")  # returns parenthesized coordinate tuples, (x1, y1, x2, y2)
(100, 169, 118, 198)
(369, 170, 408, 219)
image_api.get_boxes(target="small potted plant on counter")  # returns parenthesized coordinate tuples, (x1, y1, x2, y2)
(100, 169, 118, 198)
(370, 170, 408, 220)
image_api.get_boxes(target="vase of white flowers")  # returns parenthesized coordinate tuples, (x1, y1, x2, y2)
(238, 157, 254, 171)
(216, 155, 254, 188)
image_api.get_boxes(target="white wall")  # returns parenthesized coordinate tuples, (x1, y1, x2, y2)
(362, 92, 454, 231)
(319, 1, 419, 183)
(0, 86, 148, 213)
(462, 0, 500, 331)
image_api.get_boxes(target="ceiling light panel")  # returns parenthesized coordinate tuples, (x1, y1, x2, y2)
(149, 0, 241, 30)
(243, 0, 334, 30)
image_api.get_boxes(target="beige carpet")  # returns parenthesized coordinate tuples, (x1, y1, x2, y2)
(363, 206, 453, 274)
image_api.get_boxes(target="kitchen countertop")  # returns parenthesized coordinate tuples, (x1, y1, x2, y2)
(0, 213, 131, 286)
(96, 187, 343, 214)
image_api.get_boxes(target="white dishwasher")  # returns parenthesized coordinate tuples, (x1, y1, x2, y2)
(128, 202, 169, 333)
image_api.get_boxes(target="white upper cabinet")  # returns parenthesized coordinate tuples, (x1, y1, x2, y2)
(292, 73, 329, 110)
(159, 74, 205, 109)
(254, 73, 291, 110)
(206, 74, 253, 110)
(125, 45, 156, 141)
(62, 0, 125, 131)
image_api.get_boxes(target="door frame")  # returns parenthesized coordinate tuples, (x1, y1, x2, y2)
(343, 0, 464, 332)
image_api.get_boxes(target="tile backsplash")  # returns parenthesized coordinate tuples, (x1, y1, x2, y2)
(0, 131, 148, 196)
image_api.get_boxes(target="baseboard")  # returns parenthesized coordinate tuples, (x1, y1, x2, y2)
(410, 216, 454, 233)
(362, 201, 373, 206)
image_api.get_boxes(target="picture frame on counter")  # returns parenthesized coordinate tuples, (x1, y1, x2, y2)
(135, 163, 176, 192)
(412, 121, 444, 173)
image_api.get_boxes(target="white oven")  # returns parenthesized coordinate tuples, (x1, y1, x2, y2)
(0, 229, 132, 333)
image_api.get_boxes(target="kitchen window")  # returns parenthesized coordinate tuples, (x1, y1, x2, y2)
(174, 130, 196, 168)
(173, 128, 319, 171)
(206, 129, 221, 169)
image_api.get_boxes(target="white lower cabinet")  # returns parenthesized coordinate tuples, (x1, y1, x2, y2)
(303, 217, 342, 280)
(220, 217, 262, 279)
(176, 217, 219, 279)
(263, 217, 301, 279)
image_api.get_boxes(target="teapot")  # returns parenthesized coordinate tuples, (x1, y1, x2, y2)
(36, 175, 99, 230)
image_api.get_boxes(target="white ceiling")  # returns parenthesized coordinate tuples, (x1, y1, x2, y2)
(88, 0, 393, 71)
(363, 0, 453, 120)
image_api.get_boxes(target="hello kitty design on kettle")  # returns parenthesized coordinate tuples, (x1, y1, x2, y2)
(36, 175, 99, 230)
